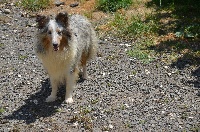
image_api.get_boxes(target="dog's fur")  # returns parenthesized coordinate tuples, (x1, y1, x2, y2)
(35, 12, 97, 103)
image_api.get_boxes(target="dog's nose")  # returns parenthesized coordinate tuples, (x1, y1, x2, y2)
(53, 43, 58, 47)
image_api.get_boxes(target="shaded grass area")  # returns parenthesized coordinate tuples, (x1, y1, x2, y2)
(147, 0, 200, 38)
(146, 0, 200, 67)
(97, 0, 200, 66)
(153, 38, 200, 68)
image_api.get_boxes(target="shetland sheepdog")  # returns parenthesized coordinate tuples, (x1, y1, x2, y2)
(35, 12, 98, 103)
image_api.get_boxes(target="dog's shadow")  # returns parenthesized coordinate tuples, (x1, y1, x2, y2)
(4, 77, 85, 124)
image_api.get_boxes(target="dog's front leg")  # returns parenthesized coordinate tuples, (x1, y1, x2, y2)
(46, 78, 58, 102)
(65, 67, 79, 103)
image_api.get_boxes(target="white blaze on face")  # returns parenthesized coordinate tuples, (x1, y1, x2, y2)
(48, 20, 63, 51)
(49, 20, 58, 45)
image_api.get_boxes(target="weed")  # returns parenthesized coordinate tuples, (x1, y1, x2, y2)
(126, 16, 158, 37)
(120, 104, 125, 110)
(131, 70, 137, 75)
(55, 108, 62, 112)
(139, 120, 146, 124)
(18, 55, 28, 60)
(81, 106, 92, 115)
(69, 106, 93, 130)
(101, 126, 110, 131)
(109, 13, 158, 39)
(181, 112, 188, 119)
(111, 13, 127, 27)
(91, 99, 99, 104)
(17, 0, 51, 11)
(190, 126, 199, 132)
(70, 115, 93, 130)
(0, 43, 4, 47)
(164, 97, 169, 103)
(0, 108, 5, 114)
(83, 11, 93, 19)
(107, 82, 112, 87)
(97, 0, 132, 12)
(127, 49, 154, 63)
(125, 122, 133, 128)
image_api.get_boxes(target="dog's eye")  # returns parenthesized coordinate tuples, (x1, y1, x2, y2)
(58, 31, 62, 35)
(48, 31, 51, 35)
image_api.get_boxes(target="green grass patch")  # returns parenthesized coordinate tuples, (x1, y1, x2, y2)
(0, 108, 5, 114)
(97, 0, 132, 12)
(16, 0, 51, 11)
(127, 49, 154, 63)
(190, 126, 199, 132)
(0, 43, 4, 47)
(83, 11, 93, 19)
(109, 13, 159, 39)
(18, 55, 28, 60)
(125, 16, 158, 38)
(107, 12, 158, 63)
(91, 99, 99, 104)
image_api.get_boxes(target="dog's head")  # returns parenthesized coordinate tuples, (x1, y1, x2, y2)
(36, 12, 71, 51)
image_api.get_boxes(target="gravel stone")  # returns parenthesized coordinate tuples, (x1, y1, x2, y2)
(55, 1, 65, 7)
(3, 9, 11, 14)
(70, 2, 79, 8)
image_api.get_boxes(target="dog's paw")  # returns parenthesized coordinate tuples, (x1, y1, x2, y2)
(46, 96, 56, 102)
(65, 97, 73, 103)
(83, 75, 91, 80)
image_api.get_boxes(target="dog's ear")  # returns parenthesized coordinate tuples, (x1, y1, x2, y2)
(56, 12, 69, 27)
(36, 15, 49, 29)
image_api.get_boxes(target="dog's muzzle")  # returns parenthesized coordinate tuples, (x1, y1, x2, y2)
(53, 43, 59, 51)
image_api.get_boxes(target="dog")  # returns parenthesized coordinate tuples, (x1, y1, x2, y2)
(35, 12, 98, 103)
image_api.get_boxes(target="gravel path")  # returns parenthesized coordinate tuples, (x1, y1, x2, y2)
(0, 3, 200, 132)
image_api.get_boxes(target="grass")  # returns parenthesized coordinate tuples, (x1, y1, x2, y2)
(16, 0, 52, 11)
(139, 119, 146, 124)
(125, 122, 132, 128)
(83, 11, 93, 19)
(18, 55, 28, 60)
(107, 12, 158, 38)
(91, 99, 99, 104)
(190, 126, 199, 132)
(97, 0, 132, 12)
(98, 10, 159, 63)
(0, 108, 5, 114)
(69, 106, 93, 130)
(127, 49, 154, 63)
(70, 115, 93, 130)
(0, 43, 4, 47)
(125, 15, 158, 38)
(105, 12, 158, 63)
(96, 0, 200, 65)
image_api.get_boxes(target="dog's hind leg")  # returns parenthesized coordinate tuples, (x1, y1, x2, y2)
(83, 64, 87, 79)
(81, 52, 89, 79)
(46, 78, 59, 102)
(65, 67, 79, 103)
